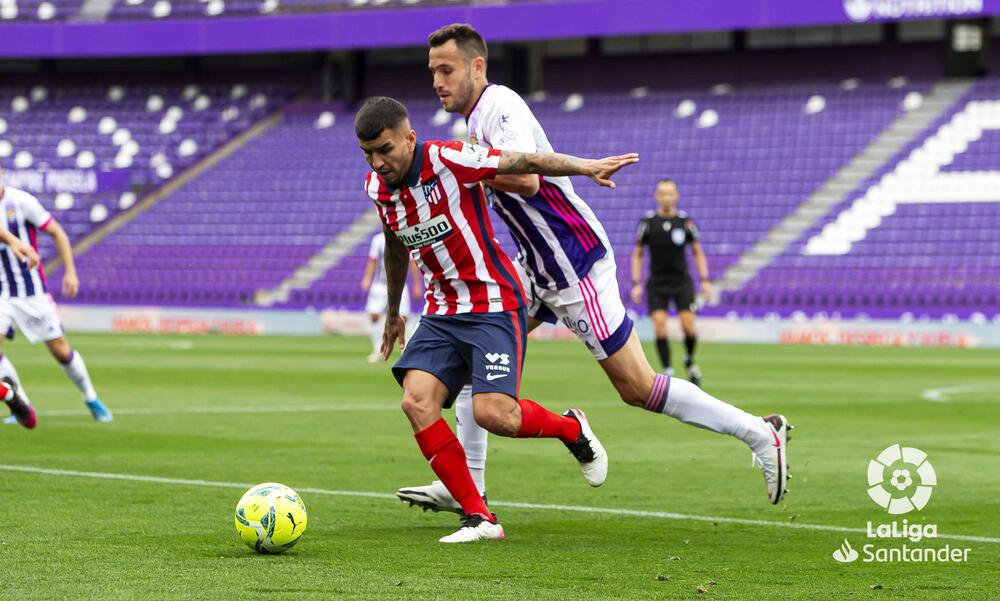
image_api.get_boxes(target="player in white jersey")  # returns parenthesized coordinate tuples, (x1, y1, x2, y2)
(0, 168, 112, 424)
(395, 24, 791, 511)
(0, 218, 42, 427)
(360, 229, 420, 362)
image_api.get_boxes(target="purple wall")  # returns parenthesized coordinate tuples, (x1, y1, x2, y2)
(0, 0, 996, 59)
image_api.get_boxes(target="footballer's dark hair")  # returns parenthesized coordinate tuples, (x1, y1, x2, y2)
(354, 96, 410, 141)
(427, 23, 488, 62)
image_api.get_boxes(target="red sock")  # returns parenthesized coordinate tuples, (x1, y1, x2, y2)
(0, 382, 11, 402)
(414, 419, 491, 518)
(516, 399, 581, 444)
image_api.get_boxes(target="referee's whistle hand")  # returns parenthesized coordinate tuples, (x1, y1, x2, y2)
(630, 284, 643, 304)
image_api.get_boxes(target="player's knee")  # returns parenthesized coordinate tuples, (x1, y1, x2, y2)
(611, 372, 653, 407)
(618, 387, 647, 407)
(47, 340, 72, 364)
(400, 392, 434, 422)
(650, 315, 669, 337)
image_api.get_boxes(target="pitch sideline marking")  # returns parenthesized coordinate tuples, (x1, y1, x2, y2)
(921, 385, 996, 403)
(34, 400, 638, 418)
(1, 464, 997, 544)
(36, 403, 402, 417)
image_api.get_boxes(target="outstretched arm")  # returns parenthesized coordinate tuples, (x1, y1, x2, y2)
(497, 151, 639, 189)
(380, 225, 410, 360)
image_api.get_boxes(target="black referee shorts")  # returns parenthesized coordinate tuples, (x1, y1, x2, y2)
(647, 278, 697, 314)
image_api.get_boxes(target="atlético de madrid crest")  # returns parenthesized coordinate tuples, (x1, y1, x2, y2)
(422, 177, 444, 205)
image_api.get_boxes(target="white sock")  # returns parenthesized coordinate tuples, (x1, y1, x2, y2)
(0, 354, 27, 402)
(455, 384, 488, 495)
(62, 349, 98, 402)
(370, 316, 385, 355)
(644, 374, 770, 453)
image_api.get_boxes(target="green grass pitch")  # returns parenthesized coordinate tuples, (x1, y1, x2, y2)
(0, 333, 997, 600)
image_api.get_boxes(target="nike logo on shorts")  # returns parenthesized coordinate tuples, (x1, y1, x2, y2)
(486, 373, 508, 381)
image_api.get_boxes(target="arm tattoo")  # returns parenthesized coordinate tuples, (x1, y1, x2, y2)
(498, 151, 585, 177)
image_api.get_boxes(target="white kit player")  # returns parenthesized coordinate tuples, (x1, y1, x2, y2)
(360, 229, 421, 363)
(395, 24, 792, 510)
(0, 168, 112, 425)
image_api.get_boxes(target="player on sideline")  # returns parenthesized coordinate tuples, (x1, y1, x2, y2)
(357, 96, 637, 542)
(632, 179, 710, 386)
(360, 229, 421, 363)
(396, 24, 790, 512)
(0, 168, 112, 424)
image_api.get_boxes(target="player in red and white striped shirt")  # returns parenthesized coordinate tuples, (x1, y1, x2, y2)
(357, 96, 637, 543)
(365, 138, 524, 316)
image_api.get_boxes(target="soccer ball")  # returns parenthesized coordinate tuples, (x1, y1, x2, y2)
(234, 482, 308, 554)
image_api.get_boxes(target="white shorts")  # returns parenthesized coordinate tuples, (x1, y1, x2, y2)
(365, 283, 412, 317)
(0, 294, 64, 344)
(525, 254, 633, 361)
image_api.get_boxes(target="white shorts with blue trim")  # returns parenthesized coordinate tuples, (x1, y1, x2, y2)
(522, 254, 633, 361)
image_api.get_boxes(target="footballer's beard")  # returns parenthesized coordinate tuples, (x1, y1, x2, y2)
(382, 154, 413, 187)
(449, 76, 476, 115)
(384, 169, 405, 187)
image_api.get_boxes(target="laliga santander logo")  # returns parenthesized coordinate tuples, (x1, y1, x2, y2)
(867, 444, 936, 514)
(832, 539, 859, 563)
(832, 445, 970, 564)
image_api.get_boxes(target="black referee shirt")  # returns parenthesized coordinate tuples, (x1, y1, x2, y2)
(636, 210, 700, 287)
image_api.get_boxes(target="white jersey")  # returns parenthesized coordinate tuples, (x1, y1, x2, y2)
(0, 186, 51, 299)
(467, 84, 612, 291)
(367, 232, 389, 287)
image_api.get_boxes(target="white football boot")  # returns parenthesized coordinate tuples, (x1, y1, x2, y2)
(397, 480, 490, 514)
(562, 408, 608, 487)
(439, 513, 505, 543)
(752, 414, 793, 505)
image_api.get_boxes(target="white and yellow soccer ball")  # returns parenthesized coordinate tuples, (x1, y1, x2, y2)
(234, 483, 307, 554)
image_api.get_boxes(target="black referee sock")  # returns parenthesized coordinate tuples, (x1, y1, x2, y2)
(684, 335, 697, 366)
(655, 337, 671, 371)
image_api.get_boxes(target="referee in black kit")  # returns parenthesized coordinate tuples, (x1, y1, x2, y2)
(631, 179, 711, 386)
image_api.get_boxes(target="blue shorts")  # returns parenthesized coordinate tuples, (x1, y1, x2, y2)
(392, 308, 528, 408)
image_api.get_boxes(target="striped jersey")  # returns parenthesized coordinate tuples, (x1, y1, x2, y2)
(365, 140, 525, 316)
(467, 84, 611, 291)
(0, 186, 51, 299)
